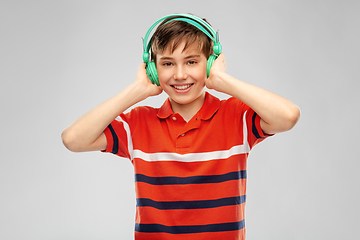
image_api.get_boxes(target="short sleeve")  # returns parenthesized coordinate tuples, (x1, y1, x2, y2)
(102, 114, 133, 160)
(226, 97, 273, 149)
(247, 110, 273, 148)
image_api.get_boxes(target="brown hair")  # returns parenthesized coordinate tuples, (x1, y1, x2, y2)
(150, 16, 213, 63)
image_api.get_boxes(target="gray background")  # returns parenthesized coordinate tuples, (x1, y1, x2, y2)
(1, 0, 359, 239)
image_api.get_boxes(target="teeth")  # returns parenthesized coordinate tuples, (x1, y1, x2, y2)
(173, 84, 192, 90)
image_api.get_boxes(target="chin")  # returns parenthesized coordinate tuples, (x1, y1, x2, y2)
(171, 92, 205, 106)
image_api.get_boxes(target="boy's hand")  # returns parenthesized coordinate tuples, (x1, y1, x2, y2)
(135, 63, 163, 97)
(205, 54, 227, 93)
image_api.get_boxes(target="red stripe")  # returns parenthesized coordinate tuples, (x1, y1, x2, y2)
(133, 156, 247, 177)
(135, 180, 246, 201)
(135, 204, 245, 225)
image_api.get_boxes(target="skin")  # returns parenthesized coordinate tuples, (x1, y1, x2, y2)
(61, 40, 300, 152)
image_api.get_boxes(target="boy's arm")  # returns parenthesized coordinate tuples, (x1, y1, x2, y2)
(61, 63, 162, 152)
(206, 54, 300, 135)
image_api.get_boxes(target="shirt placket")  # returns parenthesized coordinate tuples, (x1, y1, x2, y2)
(168, 114, 201, 153)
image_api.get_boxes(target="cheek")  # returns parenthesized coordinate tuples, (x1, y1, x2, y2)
(190, 66, 207, 80)
(157, 67, 171, 81)
(196, 61, 208, 76)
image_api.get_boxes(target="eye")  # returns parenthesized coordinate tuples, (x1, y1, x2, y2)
(162, 62, 173, 67)
(187, 60, 197, 65)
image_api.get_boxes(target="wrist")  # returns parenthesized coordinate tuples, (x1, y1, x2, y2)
(208, 71, 231, 93)
(123, 81, 150, 103)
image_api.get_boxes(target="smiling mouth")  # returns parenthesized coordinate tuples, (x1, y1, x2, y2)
(172, 84, 193, 90)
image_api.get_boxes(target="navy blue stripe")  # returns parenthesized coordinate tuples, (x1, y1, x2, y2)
(108, 124, 119, 154)
(135, 170, 246, 185)
(135, 219, 245, 234)
(137, 195, 245, 210)
(251, 112, 266, 139)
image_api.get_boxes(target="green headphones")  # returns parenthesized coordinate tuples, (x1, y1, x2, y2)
(142, 14, 222, 86)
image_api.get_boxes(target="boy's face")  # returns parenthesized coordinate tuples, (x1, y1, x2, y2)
(156, 40, 207, 111)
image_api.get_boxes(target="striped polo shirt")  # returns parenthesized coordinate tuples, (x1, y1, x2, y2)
(103, 92, 270, 240)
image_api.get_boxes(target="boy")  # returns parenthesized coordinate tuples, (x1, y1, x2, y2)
(62, 14, 300, 240)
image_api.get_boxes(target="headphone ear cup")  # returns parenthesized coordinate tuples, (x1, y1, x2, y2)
(145, 61, 160, 86)
(207, 54, 217, 78)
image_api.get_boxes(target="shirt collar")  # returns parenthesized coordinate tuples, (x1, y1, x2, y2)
(157, 92, 220, 120)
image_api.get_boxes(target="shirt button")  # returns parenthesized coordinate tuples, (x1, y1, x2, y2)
(172, 116, 177, 121)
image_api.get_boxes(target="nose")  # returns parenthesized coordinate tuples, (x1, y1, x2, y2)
(174, 65, 187, 80)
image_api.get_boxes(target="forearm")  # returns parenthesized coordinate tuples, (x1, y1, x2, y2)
(212, 72, 300, 134)
(62, 82, 149, 152)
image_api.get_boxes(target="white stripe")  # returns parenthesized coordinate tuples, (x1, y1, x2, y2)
(243, 110, 250, 152)
(115, 116, 133, 160)
(133, 144, 250, 162)
(131, 111, 250, 163)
